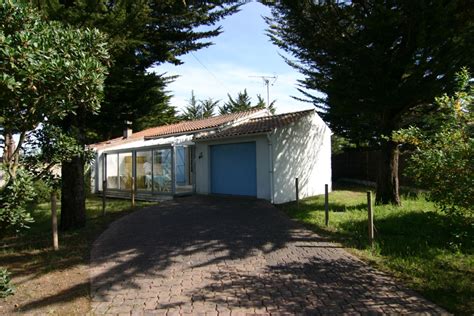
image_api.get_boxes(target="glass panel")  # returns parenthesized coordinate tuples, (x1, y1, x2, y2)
(106, 154, 118, 189)
(175, 146, 194, 194)
(119, 152, 133, 190)
(136, 151, 152, 191)
(153, 148, 172, 193)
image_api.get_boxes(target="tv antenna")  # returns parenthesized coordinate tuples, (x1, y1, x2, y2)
(249, 75, 278, 106)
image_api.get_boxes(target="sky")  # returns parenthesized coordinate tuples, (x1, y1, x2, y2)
(151, 2, 314, 115)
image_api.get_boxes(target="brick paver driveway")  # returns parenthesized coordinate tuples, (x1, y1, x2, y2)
(90, 196, 444, 315)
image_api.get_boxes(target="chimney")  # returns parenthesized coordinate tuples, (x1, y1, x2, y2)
(123, 121, 133, 138)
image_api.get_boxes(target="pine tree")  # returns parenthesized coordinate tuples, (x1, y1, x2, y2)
(255, 94, 276, 114)
(267, 0, 474, 205)
(220, 89, 253, 114)
(182, 91, 202, 120)
(220, 90, 277, 114)
(200, 98, 219, 118)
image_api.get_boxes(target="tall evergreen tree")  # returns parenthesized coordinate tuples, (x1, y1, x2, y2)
(182, 91, 202, 120)
(31, 0, 241, 229)
(220, 90, 277, 114)
(267, 0, 474, 205)
(219, 89, 253, 114)
(200, 98, 219, 118)
(255, 94, 276, 114)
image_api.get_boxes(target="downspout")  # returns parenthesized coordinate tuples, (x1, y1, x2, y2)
(266, 133, 274, 204)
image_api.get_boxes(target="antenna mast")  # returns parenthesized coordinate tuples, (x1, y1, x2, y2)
(249, 75, 277, 106)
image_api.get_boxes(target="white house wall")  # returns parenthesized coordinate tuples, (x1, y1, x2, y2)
(271, 112, 332, 204)
(195, 135, 271, 200)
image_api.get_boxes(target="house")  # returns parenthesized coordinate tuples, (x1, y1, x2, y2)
(89, 108, 332, 204)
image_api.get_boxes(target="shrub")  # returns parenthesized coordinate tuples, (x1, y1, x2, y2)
(0, 168, 35, 235)
(32, 179, 51, 204)
(0, 268, 14, 298)
(393, 68, 473, 218)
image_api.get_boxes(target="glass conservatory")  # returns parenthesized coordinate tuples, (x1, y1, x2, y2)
(102, 145, 194, 197)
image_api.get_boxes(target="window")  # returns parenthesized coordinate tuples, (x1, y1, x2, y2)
(136, 151, 152, 191)
(106, 154, 118, 189)
(118, 152, 133, 190)
(153, 148, 172, 193)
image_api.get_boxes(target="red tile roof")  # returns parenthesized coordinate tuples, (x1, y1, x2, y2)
(89, 108, 264, 149)
(195, 109, 314, 140)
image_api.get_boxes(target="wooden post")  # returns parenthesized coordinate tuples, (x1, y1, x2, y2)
(131, 177, 136, 208)
(51, 191, 59, 251)
(367, 191, 374, 245)
(102, 180, 107, 216)
(295, 177, 299, 208)
(325, 184, 329, 226)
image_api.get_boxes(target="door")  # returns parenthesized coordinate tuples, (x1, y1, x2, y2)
(210, 142, 257, 196)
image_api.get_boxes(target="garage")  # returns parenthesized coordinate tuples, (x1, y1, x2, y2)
(210, 142, 257, 196)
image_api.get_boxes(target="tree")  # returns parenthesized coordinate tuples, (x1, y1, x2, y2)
(182, 93, 219, 120)
(35, 0, 240, 140)
(182, 91, 202, 120)
(220, 89, 253, 114)
(220, 90, 277, 114)
(200, 98, 219, 118)
(393, 69, 473, 217)
(255, 94, 276, 114)
(0, 2, 110, 230)
(32, 0, 241, 229)
(267, 0, 474, 205)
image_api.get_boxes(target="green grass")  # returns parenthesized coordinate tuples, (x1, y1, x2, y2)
(279, 183, 473, 315)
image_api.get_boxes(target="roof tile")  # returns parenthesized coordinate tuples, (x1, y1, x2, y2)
(195, 109, 314, 140)
(89, 108, 264, 149)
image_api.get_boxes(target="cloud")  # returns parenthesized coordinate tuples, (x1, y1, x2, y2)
(151, 62, 315, 114)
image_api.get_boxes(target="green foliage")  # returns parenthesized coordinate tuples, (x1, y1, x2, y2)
(393, 69, 473, 217)
(267, 1, 473, 145)
(219, 89, 277, 114)
(0, 3, 109, 133)
(0, 268, 14, 298)
(331, 134, 356, 155)
(255, 94, 276, 114)
(31, 180, 52, 204)
(267, 0, 473, 203)
(33, 0, 240, 141)
(181, 91, 219, 120)
(182, 91, 202, 120)
(0, 168, 35, 234)
(0, 2, 110, 178)
(200, 98, 219, 118)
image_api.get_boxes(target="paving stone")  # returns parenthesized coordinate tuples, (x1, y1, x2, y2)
(90, 196, 445, 315)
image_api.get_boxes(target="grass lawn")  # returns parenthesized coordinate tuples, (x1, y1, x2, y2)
(279, 183, 473, 315)
(0, 196, 155, 315)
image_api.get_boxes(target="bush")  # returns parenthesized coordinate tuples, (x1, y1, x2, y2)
(393, 69, 473, 218)
(32, 179, 51, 204)
(0, 268, 14, 298)
(0, 168, 35, 235)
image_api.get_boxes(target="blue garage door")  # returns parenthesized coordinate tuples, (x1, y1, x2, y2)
(211, 142, 257, 196)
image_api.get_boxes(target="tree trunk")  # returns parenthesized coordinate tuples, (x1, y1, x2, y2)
(60, 156, 86, 230)
(376, 141, 401, 205)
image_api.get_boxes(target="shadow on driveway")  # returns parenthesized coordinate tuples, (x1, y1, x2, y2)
(87, 195, 444, 315)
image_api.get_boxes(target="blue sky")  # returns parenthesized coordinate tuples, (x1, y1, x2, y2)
(152, 2, 314, 114)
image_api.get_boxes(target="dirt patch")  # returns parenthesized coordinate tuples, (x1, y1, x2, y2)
(1, 263, 89, 315)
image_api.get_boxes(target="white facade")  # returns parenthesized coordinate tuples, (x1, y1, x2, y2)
(91, 110, 332, 204)
(194, 111, 332, 204)
(270, 111, 332, 204)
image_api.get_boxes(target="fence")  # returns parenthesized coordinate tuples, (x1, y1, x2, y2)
(332, 149, 414, 186)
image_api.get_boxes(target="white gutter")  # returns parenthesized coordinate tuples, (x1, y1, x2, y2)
(266, 132, 274, 204)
